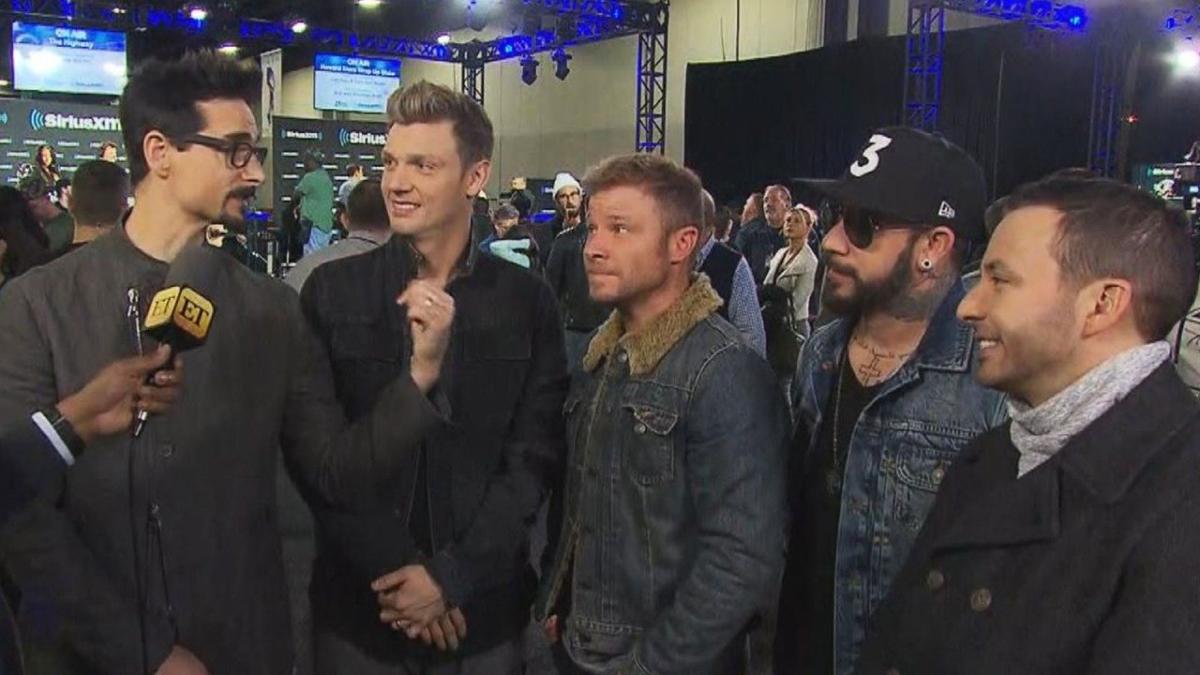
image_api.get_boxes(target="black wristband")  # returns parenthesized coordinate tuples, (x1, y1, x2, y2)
(47, 407, 86, 456)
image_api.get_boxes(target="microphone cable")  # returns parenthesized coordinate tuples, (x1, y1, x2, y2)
(125, 286, 151, 675)
(127, 433, 149, 675)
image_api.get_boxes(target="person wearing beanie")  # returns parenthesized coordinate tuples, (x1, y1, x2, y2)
(528, 171, 585, 268)
(552, 171, 583, 231)
(545, 171, 608, 370)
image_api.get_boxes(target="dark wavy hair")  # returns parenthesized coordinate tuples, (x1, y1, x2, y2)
(119, 50, 259, 186)
(1005, 176, 1198, 341)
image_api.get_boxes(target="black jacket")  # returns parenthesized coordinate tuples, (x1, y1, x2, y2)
(300, 235, 568, 660)
(0, 416, 67, 529)
(0, 229, 441, 675)
(0, 416, 66, 675)
(732, 217, 785, 286)
(856, 364, 1200, 675)
(544, 225, 608, 333)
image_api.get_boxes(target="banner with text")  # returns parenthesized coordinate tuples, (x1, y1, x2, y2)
(272, 115, 388, 216)
(0, 98, 124, 185)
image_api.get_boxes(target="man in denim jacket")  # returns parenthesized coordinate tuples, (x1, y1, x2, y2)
(775, 128, 1008, 675)
(535, 154, 789, 675)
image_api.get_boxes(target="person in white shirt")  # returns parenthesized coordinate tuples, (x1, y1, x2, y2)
(765, 204, 819, 338)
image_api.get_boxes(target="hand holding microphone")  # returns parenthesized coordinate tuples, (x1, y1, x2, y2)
(56, 345, 182, 445)
(133, 245, 217, 437)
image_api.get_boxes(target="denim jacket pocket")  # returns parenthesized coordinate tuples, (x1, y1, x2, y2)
(568, 619, 641, 669)
(622, 403, 678, 485)
(887, 445, 956, 535)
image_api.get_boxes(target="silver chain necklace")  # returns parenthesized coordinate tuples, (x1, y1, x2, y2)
(826, 355, 849, 497)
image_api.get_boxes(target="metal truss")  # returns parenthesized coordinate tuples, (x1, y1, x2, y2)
(1164, 5, 1200, 37)
(635, 2, 667, 154)
(506, 0, 661, 30)
(462, 59, 485, 106)
(901, 0, 1087, 131)
(1087, 41, 1121, 177)
(241, 20, 457, 61)
(903, 0, 945, 131)
(941, 0, 1088, 32)
(12, 0, 670, 151)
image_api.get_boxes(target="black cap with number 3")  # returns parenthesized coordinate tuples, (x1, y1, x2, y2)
(798, 126, 987, 244)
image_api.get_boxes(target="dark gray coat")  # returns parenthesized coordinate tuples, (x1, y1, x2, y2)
(0, 228, 441, 675)
(855, 364, 1200, 675)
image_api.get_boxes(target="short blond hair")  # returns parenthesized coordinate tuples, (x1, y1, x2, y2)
(787, 204, 816, 229)
(583, 154, 703, 232)
(386, 80, 494, 168)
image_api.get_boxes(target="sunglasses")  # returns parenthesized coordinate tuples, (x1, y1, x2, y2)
(176, 134, 268, 169)
(821, 199, 925, 249)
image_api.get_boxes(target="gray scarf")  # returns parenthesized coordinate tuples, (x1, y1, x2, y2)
(1009, 341, 1171, 478)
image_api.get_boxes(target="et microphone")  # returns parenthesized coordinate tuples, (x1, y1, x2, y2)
(131, 247, 218, 437)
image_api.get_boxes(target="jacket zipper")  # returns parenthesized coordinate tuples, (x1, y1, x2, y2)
(127, 288, 143, 355)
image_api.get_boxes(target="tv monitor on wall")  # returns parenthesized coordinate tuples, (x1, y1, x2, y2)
(313, 54, 401, 114)
(12, 21, 127, 96)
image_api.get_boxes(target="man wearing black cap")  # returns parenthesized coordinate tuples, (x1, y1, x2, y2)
(775, 127, 1008, 675)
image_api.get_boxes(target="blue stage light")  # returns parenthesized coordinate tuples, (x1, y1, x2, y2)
(1057, 5, 1087, 30)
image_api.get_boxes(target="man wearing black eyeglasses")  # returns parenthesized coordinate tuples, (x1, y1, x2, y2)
(774, 127, 1009, 675)
(0, 51, 453, 675)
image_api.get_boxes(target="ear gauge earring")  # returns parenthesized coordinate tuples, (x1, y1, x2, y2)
(920, 259, 934, 271)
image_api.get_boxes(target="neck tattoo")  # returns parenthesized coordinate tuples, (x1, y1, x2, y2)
(850, 333, 915, 387)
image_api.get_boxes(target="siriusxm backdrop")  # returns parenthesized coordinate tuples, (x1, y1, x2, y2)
(0, 98, 124, 186)
(272, 115, 388, 217)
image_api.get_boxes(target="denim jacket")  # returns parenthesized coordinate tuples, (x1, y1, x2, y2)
(790, 280, 1008, 675)
(535, 276, 790, 675)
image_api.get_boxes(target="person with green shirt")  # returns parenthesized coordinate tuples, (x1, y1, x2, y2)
(294, 149, 335, 256)
(18, 174, 74, 255)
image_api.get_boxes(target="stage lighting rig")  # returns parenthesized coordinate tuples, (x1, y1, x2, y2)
(520, 55, 538, 85)
(552, 47, 571, 80)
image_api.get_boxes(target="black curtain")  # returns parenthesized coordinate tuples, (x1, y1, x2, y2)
(685, 23, 1098, 206)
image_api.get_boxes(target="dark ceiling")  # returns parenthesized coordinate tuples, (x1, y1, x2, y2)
(123, 0, 527, 66)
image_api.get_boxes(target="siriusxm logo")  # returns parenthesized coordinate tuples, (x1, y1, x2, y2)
(29, 109, 121, 132)
(339, 128, 386, 147)
(283, 129, 322, 141)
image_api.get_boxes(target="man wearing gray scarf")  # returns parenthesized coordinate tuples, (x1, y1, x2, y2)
(855, 175, 1200, 674)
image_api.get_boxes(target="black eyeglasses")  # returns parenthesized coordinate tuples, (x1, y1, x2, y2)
(822, 199, 924, 249)
(176, 134, 267, 169)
